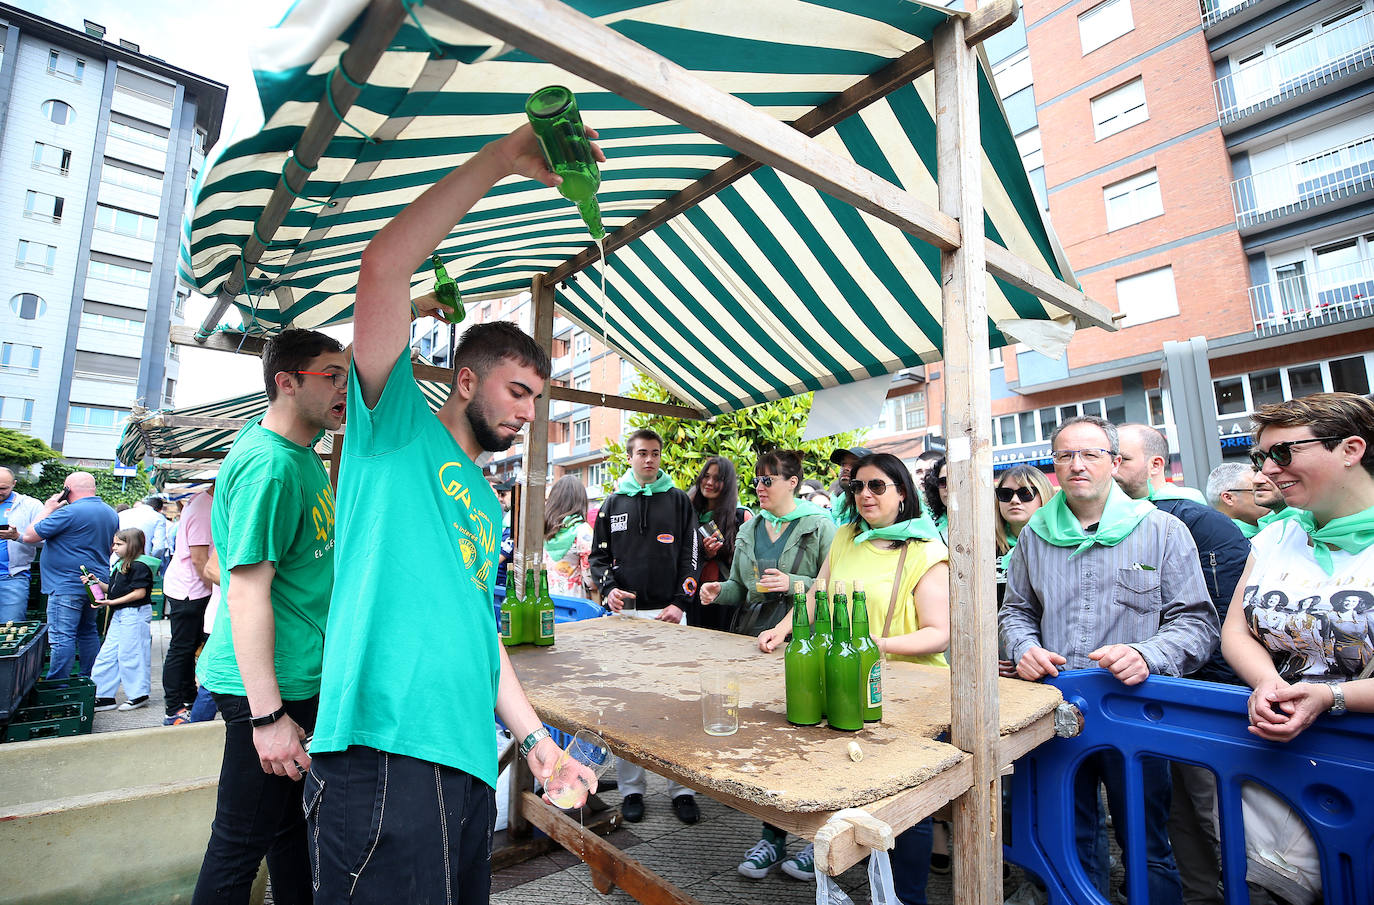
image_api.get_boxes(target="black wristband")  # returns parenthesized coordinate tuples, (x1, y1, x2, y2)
(249, 705, 287, 728)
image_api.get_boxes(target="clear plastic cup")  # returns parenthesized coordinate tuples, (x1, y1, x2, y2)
(543, 729, 614, 809)
(700, 672, 740, 736)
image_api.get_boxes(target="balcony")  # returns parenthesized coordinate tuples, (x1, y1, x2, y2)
(1201, 0, 1263, 29)
(1215, 12, 1374, 125)
(1231, 134, 1374, 230)
(1249, 258, 1374, 337)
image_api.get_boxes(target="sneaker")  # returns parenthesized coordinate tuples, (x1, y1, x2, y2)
(95, 697, 118, 712)
(780, 843, 815, 881)
(118, 695, 149, 711)
(737, 838, 785, 879)
(163, 707, 190, 726)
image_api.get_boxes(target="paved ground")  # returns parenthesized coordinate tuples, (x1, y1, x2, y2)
(89, 616, 183, 732)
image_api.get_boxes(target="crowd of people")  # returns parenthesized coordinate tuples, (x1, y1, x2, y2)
(2, 120, 1371, 905)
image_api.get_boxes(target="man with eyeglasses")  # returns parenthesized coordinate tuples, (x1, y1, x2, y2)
(1207, 462, 1279, 539)
(192, 327, 346, 905)
(589, 427, 702, 824)
(1000, 416, 1217, 905)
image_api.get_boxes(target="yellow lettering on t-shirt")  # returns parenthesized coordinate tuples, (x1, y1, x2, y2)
(311, 486, 336, 542)
(437, 462, 474, 507)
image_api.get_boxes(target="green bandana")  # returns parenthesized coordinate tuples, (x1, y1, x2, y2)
(1257, 507, 1300, 532)
(616, 469, 675, 497)
(1148, 483, 1207, 505)
(831, 495, 854, 525)
(544, 515, 583, 562)
(854, 513, 943, 545)
(1292, 505, 1374, 574)
(934, 512, 948, 535)
(1026, 484, 1155, 558)
(760, 498, 827, 527)
(1233, 518, 1260, 539)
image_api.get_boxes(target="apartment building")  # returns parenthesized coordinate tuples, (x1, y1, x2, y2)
(0, 4, 224, 461)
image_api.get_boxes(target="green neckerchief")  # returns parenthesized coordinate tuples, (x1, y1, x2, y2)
(853, 513, 943, 545)
(934, 512, 948, 533)
(1233, 518, 1260, 539)
(1026, 483, 1155, 558)
(1148, 483, 1207, 505)
(759, 498, 827, 528)
(616, 469, 675, 497)
(544, 515, 583, 562)
(1257, 507, 1299, 532)
(698, 510, 716, 524)
(831, 495, 853, 525)
(1291, 505, 1374, 574)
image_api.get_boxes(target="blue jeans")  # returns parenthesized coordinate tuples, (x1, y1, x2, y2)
(46, 593, 101, 678)
(91, 605, 152, 700)
(1074, 752, 1182, 905)
(892, 818, 934, 905)
(0, 573, 30, 621)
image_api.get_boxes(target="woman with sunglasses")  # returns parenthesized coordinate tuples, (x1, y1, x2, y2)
(921, 456, 949, 543)
(758, 453, 949, 902)
(1219, 393, 1374, 903)
(685, 456, 749, 630)
(994, 466, 1055, 586)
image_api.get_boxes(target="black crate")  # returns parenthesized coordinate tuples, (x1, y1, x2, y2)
(2, 701, 90, 742)
(0, 623, 48, 722)
(27, 675, 96, 709)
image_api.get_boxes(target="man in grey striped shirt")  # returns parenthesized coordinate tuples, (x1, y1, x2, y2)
(1000, 416, 1218, 905)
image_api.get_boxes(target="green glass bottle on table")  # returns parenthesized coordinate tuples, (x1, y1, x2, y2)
(430, 254, 465, 324)
(851, 581, 881, 723)
(500, 567, 519, 647)
(824, 581, 862, 732)
(812, 579, 831, 716)
(522, 567, 538, 645)
(525, 86, 606, 240)
(784, 580, 824, 726)
(535, 567, 556, 647)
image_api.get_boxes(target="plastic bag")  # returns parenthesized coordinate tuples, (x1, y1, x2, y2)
(814, 846, 899, 905)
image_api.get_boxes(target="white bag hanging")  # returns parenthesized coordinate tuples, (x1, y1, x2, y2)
(813, 808, 899, 905)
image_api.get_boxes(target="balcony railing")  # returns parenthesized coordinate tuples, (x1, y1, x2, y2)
(1215, 12, 1374, 121)
(1231, 134, 1374, 227)
(1249, 258, 1374, 336)
(1201, 0, 1258, 28)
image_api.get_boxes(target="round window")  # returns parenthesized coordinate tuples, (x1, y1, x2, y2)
(9, 293, 47, 320)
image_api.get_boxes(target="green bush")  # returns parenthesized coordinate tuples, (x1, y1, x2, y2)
(18, 460, 155, 509)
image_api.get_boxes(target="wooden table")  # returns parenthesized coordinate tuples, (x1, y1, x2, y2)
(503, 616, 1061, 901)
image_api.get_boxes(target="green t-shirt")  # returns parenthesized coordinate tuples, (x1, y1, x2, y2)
(311, 351, 504, 787)
(197, 417, 336, 699)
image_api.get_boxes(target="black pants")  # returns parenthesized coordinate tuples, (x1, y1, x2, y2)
(163, 594, 210, 715)
(192, 694, 319, 905)
(306, 746, 495, 904)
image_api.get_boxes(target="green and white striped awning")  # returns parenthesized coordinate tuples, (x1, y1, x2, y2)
(182, 0, 1084, 416)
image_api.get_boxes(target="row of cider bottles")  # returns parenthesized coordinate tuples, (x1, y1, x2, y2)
(500, 567, 555, 647)
(784, 579, 881, 730)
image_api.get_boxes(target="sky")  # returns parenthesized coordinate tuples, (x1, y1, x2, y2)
(23, 0, 318, 406)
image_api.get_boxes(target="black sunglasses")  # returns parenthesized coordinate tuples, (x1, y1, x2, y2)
(847, 479, 898, 496)
(936, 476, 948, 488)
(995, 486, 1038, 504)
(753, 475, 779, 487)
(1248, 436, 1341, 471)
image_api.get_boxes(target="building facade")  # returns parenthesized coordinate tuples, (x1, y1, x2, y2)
(0, 4, 225, 461)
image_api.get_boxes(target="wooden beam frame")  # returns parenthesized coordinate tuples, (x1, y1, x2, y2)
(516, 275, 555, 588)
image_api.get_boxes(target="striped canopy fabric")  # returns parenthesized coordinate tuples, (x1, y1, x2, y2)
(182, 0, 1079, 416)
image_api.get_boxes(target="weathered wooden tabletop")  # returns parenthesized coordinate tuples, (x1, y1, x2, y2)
(507, 616, 1061, 819)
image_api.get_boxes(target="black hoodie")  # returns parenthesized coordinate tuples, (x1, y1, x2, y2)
(589, 482, 700, 610)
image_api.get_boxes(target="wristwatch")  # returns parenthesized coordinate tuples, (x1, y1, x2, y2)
(1328, 683, 1348, 716)
(250, 705, 288, 727)
(519, 727, 551, 757)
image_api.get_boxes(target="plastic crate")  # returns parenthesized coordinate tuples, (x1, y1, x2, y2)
(492, 588, 605, 625)
(0, 623, 48, 722)
(27, 675, 96, 710)
(2, 701, 91, 742)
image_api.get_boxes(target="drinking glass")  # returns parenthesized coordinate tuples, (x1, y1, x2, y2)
(700, 671, 740, 736)
(754, 555, 780, 595)
(543, 729, 614, 810)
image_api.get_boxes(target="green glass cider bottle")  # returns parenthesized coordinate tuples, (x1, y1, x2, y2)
(851, 581, 882, 722)
(525, 86, 606, 240)
(812, 579, 831, 716)
(522, 567, 538, 645)
(430, 254, 465, 324)
(824, 581, 863, 731)
(535, 568, 556, 647)
(784, 580, 824, 725)
(500, 567, 519, 647)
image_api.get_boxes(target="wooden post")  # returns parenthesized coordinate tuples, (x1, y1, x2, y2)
(935, 13, 1001, 905)
(517, 274, 555, 593)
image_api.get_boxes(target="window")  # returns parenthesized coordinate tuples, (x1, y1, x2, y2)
(101, 162, 162, 195)
(1104, 169, 1162, 230)
(16, 241, 57, 273)
(68, 405, 130, 431)
(1091, 78, 1148, 141)
(997, 414, 1018, 445)
(1115, 266, 1178, 326)
(1330, 356, 1371, 395)
(992, 50, 1032, 99)
(573, 418, 591, 447)
(1214, 376, 1247, 415)
(588, 461, 610, 488)
(88, 258, 152, 287)
(574, 331, 591, 355)
(1018, 411, 1036, 443)
(74, 351, 140, 379)
(0, 397, 35, 430)
(41, 100, 73, 125)
(1249, 369, 1284, 407)
(574, 373, 592, 392)
(107, 121, 169, 154)
(0, 343, 41, 374)
(620, 359, 636, 385)
(1016, 129, 1044, 172)
(1079, 0, 1134, 54)
(47, 50, 85, 82)
(82, 311, 144, 334)
(32, 142, 72, 175)
(9, 293, 46, 320)
(1147, 388, 1167, 426)
(23, 190, 64, 223)
(95, 205, 159, 240)
(165, 378, 176, 405)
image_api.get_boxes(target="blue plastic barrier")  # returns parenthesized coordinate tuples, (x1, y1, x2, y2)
(1003, 669, 1374, 905)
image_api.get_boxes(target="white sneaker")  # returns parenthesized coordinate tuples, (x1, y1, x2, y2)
(737, 837, 784, 879)
(780, 843, 815, 881)
(118, 696, 149, 711)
